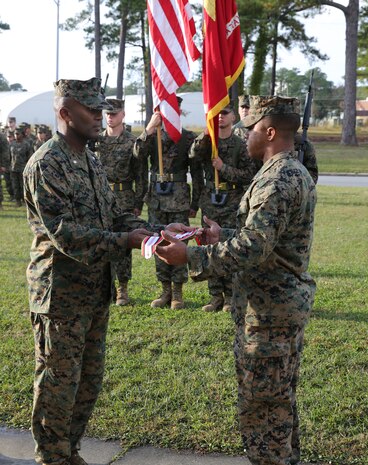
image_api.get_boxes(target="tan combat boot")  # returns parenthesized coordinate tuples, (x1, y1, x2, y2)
(202, 294, 224, 312)
(151, 281, 172, 308)
(171, 282, 185, 310)
(222, 295, 232, 312)
(116, 282, 130, 306)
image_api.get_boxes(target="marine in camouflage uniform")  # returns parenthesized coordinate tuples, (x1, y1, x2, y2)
(294, 133, 319, 184)
(133, 99, 202, 310)
(189, 103, 260, 312)
(10, 127, 32, 206)
(234, 98, 319, 185)
(96, 98, 147, 306)
(23, 78, 163, 465)
(0, 131, 10, 208)
(232, 94, 250, 140)
(157, 96, 317, 465)
(4, 130, 15, 200)
(33, 126, 49, 152)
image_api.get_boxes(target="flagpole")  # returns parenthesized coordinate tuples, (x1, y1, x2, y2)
(157, 125, 164, 179)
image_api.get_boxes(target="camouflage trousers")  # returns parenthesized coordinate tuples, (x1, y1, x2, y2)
(201, 205, 237, 297)
(4, 171, 14, 197)
(148, 208, 189, 283)
(31, 306, 109, 464)
(235, 323, 304, 465)
(114, 205, 134, 285)
(10, 171, 23, 202)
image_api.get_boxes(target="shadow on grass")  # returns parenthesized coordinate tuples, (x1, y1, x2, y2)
(313, 270, 367, 279)
(311, 308, 368, 322)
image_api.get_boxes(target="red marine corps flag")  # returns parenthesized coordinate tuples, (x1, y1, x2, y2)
(203, 0, 245, 159)
(147, 0, 200, 142)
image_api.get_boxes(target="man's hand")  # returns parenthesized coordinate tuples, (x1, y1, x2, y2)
(201, 216, 221, 245)
(155, 231, 188, 265)
(127, 229, 154, 249)
(212, 157, 223, 171)
(145, 112, 162, 135)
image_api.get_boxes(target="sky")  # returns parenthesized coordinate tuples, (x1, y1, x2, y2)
(0, 0, 348, 93)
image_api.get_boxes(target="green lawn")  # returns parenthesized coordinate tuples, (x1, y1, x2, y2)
(0, 185, 367, 464)
(314, 142, 368, 174)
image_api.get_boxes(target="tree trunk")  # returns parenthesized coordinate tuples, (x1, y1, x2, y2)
(319, 0, 359, 145)
(341, 0, 359, 145)
(141, 10, 153, 124)
(116, 7, 128, 99)
(94, 0, 101, 79)
(249, 27, 268, 94)
(270, 22, 278, 95)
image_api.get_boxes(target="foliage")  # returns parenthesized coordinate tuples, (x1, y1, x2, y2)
(0, 182, 367, 464)
(0, 73, 10, 91)
(358, 3, 368, 84)
(0, 19, 10, 32)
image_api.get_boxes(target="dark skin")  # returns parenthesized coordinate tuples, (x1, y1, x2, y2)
(156, 117, 297, 264)
(56, 98, 193, 248)
(56, 98, 152, 249)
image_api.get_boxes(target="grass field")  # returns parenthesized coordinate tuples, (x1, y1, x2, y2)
(0, 183, 367, 465)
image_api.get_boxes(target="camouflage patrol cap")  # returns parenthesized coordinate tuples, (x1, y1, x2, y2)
(8, 116, 16, 123)
(238, 94, 250, 108)
(37, 125, 47, 133)
(243, 95, 300, 128)
(54, 77, 113, 111)
(14, 126, 24, 134)
(105, 98, 125, 114)
(220, 101, 235, 114)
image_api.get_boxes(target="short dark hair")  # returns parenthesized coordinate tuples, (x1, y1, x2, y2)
(262, 113, 300, 134)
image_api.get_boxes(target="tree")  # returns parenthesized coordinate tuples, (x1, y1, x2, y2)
(316, 0, 360, 145)
(0, 19, 10, 32)
(357, 3, 368, 84)
(237, 0, 325, 95)
(0, 74, 10, 92)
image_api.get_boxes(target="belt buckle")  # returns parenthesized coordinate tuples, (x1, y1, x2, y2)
(218, 182, 227, 191)
(109, 183, 114, 191)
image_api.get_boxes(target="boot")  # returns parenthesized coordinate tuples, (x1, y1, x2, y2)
(70, 452, 88, 465)
(202, 294, 224, 312)
(171, 283, 185, 310)
(151, 281, 172, 308)
(116, 281, 130, 306)
(222, 295, 232, 312)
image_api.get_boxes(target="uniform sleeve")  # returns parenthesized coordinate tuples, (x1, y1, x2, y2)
(187, 181, 291, 281)
(220, 139, 259, 186)
(133, 130, 154, 160)
(189, 132, 211, 160)
(24, 157, 152, 267)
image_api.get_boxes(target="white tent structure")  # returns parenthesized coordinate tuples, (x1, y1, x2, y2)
(0, 91, 55, 129)
(0, 90, 206, 131)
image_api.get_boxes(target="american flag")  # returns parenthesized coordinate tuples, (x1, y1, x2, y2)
(147, 0, 200, 142)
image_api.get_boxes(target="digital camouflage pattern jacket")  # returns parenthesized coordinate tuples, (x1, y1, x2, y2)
(133, 128, 203, 213)
(23, 132, 158, 316)
(96, 129, 146, 211)
(188, 151, 317, 330)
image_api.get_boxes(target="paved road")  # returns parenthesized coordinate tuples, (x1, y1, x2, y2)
(318, 175, 368, 187)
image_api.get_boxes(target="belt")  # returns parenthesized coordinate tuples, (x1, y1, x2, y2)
(205, 180, 239, 191)
(150, 173, 187, 183)
(109, 181, 133, 192)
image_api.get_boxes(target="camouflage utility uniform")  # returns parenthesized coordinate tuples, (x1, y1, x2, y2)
(189, 132, 260, 311)
(96, 128, 146, 301)
(10, 135, 32, 205)
(134, 127, 202, 308)
(187, 151, 316, 465)
(24, 132, 159, 465)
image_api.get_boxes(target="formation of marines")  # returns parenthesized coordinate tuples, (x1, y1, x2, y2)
(0, 117, 52, 208)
